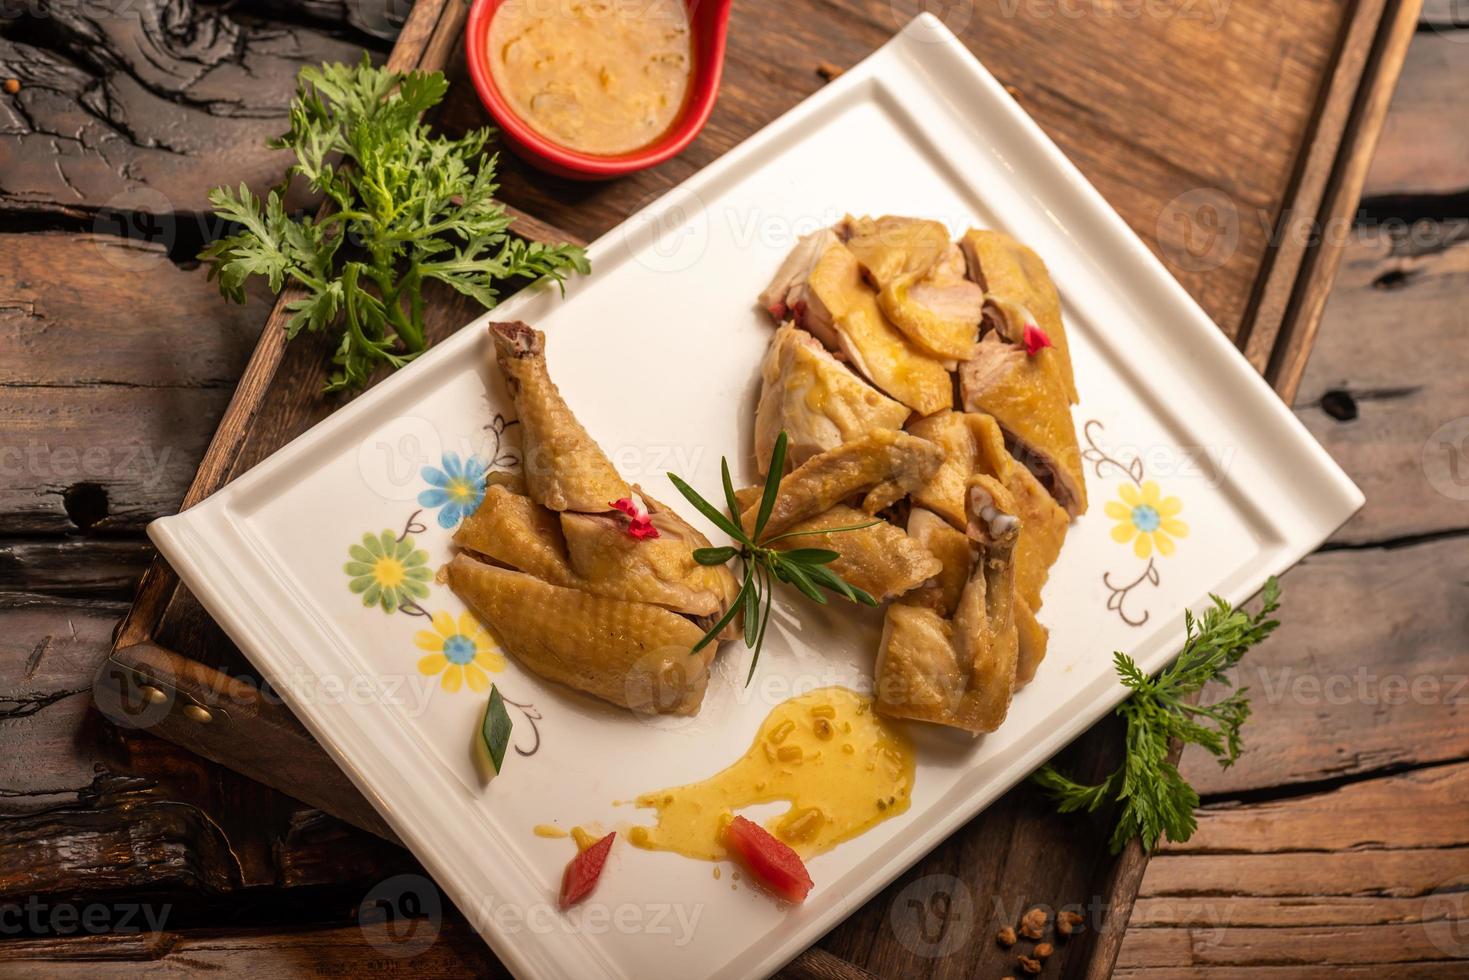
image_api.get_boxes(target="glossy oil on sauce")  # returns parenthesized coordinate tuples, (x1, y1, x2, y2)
(487, 0, 694, 156)
(627, 687, 915, 861)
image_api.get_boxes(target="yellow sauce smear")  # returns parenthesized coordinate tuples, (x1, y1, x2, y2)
(487, 0, 694, 156)
(533, 824, 568, 839)
(571, 826, 601, 852)
(628, 688, 915, 861)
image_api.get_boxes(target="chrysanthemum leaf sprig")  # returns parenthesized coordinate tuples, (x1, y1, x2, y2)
(1032, 577, 1281, 853)
(200, 56, 588, 392)
(667, 431, 880, 686)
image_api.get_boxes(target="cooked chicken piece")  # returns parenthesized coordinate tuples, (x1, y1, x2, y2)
(1014, 595, 1048, 687)
(739, 430, 944, 537)
(456, 483, 739, 624)
(454, 483, 575, 585)
(490, 321, 631, 512)
(907, 411, 1003, 530)
(841, 214, 952, 284)
(903, 410, 1067, 680)
(877, 246, 984, 363)
(893, 502, 1045, 687)
(559, 491, 740, 619)
(765, 236, 951, 416)
(874, 477, 1021, 733)
(961, 229, 1078, 403)
(959, 334, 1087, 516)
(916, 411, 1071, 609)
(901, 507, 971, 616)
(759, 228, 840, 320)
(447, 556, 713, 715)
(1000, 463, 1070, 611)
(733, 489, 940, 602)
(754, 322, 911, 473)
(952, 475, 1022, 730)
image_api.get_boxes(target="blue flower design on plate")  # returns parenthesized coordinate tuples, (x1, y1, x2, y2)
(419, 452, 489, 528)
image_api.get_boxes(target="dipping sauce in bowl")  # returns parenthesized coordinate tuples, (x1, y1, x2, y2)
(486, 0, 694, 157)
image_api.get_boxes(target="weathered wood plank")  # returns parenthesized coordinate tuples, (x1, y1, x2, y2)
(0, 597, 413, 899)
(1140, 846, 1469, 899)
(0, 232, 268, 388)
(0, 539, 153, 599)
(0, 599, 126, 815)
(0, 0, 371, 217)
(0, 385, 231, 533)
(1173, 762, 1469, 855)
(1363, 31, 1469, 199)
(1117, 968, 1469, 979)
(1117, 762, 1469, 974)
(0, 231, 270, 533)
(1182, 537, 1469, 796)
(1291, 231, 1469, 546)
(0, 919, 501, 976)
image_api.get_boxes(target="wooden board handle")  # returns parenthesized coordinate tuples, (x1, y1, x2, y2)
(96, 641, 398, 842)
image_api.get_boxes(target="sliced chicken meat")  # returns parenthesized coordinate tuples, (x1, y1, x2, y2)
(876, 245, 984, 363)
(739, 430, 944, 538)
(840, 217, 983, 363)
(446, 555, 713, 715)
(874, 476, 1021, 733)
(758, 228, 840, 321)
(840, 214, 952, 284)
(754, 322, 911, 473)
(764, 236, 952, 416)
(490, 321, 631, 512)
(959, 334, 1087, 516)
(961, 229, 1078, 403)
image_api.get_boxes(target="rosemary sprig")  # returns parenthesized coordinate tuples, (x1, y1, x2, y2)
(667, 431, 880, 684)
(1032, 577, 1281, 853)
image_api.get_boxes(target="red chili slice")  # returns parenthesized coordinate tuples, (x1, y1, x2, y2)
(724, 816, 813, 903)
(559, 832, 616, 909)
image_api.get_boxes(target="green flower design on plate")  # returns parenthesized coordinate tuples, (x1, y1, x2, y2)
(345, 529, 432, 613)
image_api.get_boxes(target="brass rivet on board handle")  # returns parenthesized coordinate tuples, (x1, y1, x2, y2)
(139, 686, 167, 705)
(182, 704, 213, 724)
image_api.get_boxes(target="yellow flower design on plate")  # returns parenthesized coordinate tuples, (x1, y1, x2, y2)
(1105, 481, 1188, 559)
(416, 611, 506, 693)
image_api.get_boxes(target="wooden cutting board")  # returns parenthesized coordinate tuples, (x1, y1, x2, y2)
(93, 0, 1421, 976)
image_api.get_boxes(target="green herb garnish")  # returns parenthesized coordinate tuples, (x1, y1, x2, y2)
(1033, 577, 1281, 853)
(201, 56, 588, 392)
(667, 431, 880, 686)
(480, 685, 513, 777)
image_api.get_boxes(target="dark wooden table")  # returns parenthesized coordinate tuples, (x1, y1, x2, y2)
(2, 0, 1467, 976)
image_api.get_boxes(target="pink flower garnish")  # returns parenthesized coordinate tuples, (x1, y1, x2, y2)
(610, 498, 660, 541)
(1023, 324, 1053, 357)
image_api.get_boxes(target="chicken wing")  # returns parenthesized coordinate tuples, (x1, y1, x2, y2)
(874, 476, 1021, 734)
(734, 488, 941, 603)
(754, 322, 911, 473)
(446, 555, 712, 715)
(738, 430, 944, 537)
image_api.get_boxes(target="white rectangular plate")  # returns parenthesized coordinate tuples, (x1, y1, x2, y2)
(149, 15, 1362, 980)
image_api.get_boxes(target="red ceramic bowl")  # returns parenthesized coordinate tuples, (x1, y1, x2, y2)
(464, 0, 731, 180)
